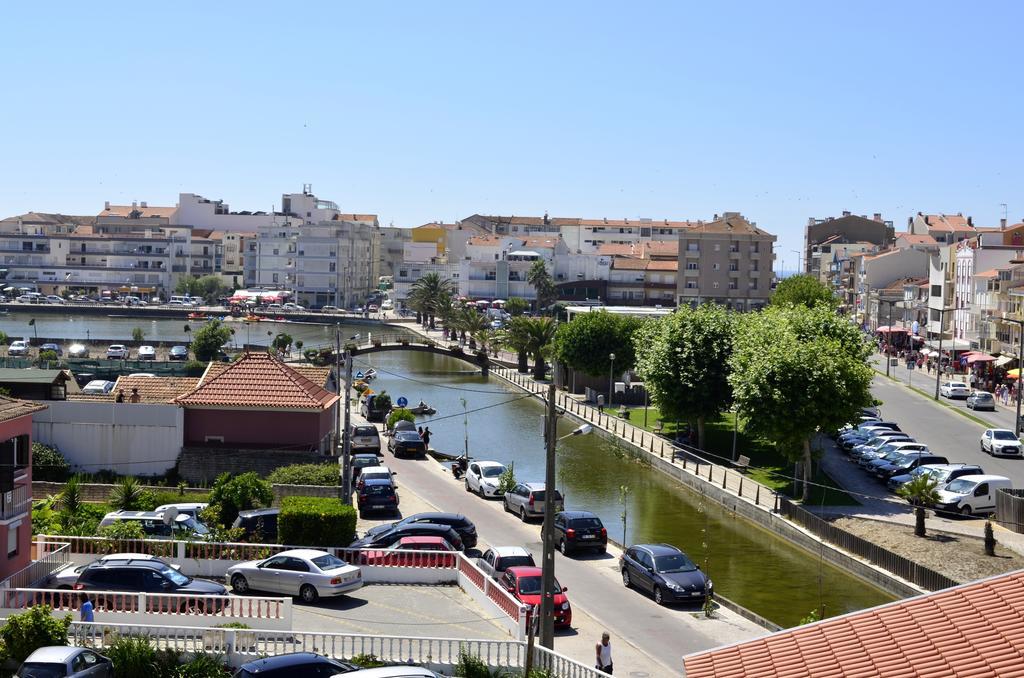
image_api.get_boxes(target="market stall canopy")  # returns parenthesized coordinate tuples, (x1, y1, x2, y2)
(1007, 368, 1021, 379)
(995, 355, 1016, 367)
(966, 353, 997, 364)
(876, 326, 910, 333)
(924, 338, 972, 352)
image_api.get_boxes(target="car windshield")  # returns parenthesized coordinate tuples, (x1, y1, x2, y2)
(500, 556, 534, 569)
(17, 662, 67, 678)
(517, 575, 561, 595)
(994, 431, 1018, 441)
(312, 554, 347, 571)
(363, 484, 394, 495)
(481, 466, 504, 478)
(654, 553, 697, 573)
(162, 566, 190, 586)
(945, 479, 976, 493)
(355, 427, 376, 436)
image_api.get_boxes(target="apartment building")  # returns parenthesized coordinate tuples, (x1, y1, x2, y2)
(854, 247, 929, 324)
(378, 225, 412, 279)
(676, 213, 775, 310)
(804, 212, 894, 277)
(462, 214, 695, 254)
(212, 231, 253, 287)
(605, 241, 679, 305)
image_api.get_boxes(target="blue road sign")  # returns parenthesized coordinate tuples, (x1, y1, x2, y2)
(396, 396, 408, 408)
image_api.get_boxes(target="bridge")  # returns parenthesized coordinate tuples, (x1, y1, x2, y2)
(342, 333, 493, 375)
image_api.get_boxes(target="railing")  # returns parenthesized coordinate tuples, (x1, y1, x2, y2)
(996, 488, 1024, 534)
(0, 542, 69, 590)
(0, 482, 31, 520)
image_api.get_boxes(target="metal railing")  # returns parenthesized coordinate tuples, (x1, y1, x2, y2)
(0, 482, 31, 520)
(996, 488, 1024, 534)
(0, 541, 69, 589)
(1, 588, 289, 621)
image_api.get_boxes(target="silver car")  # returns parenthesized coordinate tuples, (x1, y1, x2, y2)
(503, 482, 564, 522)
(227, 548, 362, 603)
(17, 646, 112, 678)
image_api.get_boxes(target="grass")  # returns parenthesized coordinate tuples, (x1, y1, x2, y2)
(625, 406, 858, 506)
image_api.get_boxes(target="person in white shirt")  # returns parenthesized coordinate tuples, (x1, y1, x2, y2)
(596, 631, 613, 674)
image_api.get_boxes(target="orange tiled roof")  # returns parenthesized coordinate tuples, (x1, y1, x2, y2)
(611, 257, 648, 270)
(175, 353, 339, 411)
(112, 376, 200, 403)
(99, 204, 177, 219)
(898, 233, 938, 245)
(684, 569, 1024, 678)
(0, 396, 46, 423)
(203, 361, 332, 388)
(521, 235, 561, 249)
(646, 259, 679, 271)
(467, 235, 504, 246)
(975, 269, 1000, 279)
(925, 213, 975, 232)
(333, 213, 378, 223)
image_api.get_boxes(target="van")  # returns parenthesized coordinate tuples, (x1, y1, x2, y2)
(932, 475, 1012, 517)
(98, 510, 210, 539)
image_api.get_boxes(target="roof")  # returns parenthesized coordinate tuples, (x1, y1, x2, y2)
(203, 361, 332, 388)
(110, 375, 199, 403)
(98, 204, 177, 219)
(923, 213, 975, 232)
(467, 235, 504, 246)
(683, 568, 1024, 678)
(646, 260, 678, 271)
(975, 269, 1000, 279)
(0, 368, 75, 385)
(332, 213, 378, 223)
(0, 396, 46, 424)
(634, 543, 683, 556)
(897, 233, 939, 246)
(688, 213, 773, 237)
(505, 566, 543, 576)
(611, 257, 649, 270)
(175, 352, 339, 411)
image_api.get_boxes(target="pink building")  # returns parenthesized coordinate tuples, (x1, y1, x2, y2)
(0, 398, 47, 582)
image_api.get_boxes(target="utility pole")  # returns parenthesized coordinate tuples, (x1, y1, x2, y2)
(539, 383, 557, 649)
(933, 307, 954, 401)
(342, 346, 354, 501)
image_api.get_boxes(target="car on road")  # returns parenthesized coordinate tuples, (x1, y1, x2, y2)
(501, 566, 572, 628)
(357, 477, 400, 517)
(321, 305, 342, 313)
(620, 543, 712, 606)
(50, 553, 180, 589)
(39, 342, 63, 356)
(282, 302, 305, 311)
(137, 345, 156, 360)
(231, 652, 358, 678)
(68, 343, 89, 358)
(17, 646, 113, 678)
(873, 452, 949, 480)
(932, 475, 1012, 516)
(81, 380, 116, 395)
(504, 483, 564, 522)
(45, 295, 66, 305)
(351, 424, 382, 454)
(8, 340, 29, 357)
(887, 463, 986, 492)
(966, 391, 996, 411)
(105, 344, 129, 360)
(232, 508, 280, 543)
(389, 430, 427, 458)
(980, 429, 1023, 457)
(940, 381, 971, 399)
(227, 549, 362, 603)
(465, 460, 506, 498)
(74, 558, 227, 601)
(352, 453, 383, 479)
(168, 345, 189, 361)
(477, 546, 537, 580)
(350, 522, 464, 551)
(363, 512, 478, 549)
(360, 536, 456, 567)
(553, 511, 607, 555)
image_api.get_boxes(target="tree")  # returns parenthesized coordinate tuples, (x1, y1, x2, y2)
(504, 297, 528, 317)
(209, 472, 272, 527)
(176, 274, 231, 303)
(131, 327, 145, 343)
(771, 274, 837, 309)
(499, 317, 533, 373)
(271, 332, 293, 353)
(31, 442, 68, 482)
(553, 310, 643, 377)
(527, 260, 557, 312)
(456, 308, 489, 346)
(408, 272, 456, 329)
(898, 475, 941, 537)
(729, 305, 874, 501)
(521, 317, 558, 380)
(0, 606, 72, 662)
(109, 476, 150, 511)
(634, 305, 734, 448)
(190, 320, 233, 362)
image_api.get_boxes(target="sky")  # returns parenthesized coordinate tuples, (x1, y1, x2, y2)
(3, 1, 1023, 272)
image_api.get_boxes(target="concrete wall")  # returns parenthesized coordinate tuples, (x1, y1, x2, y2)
(31, 401, 183, 476)
(32, 481, 210, 502)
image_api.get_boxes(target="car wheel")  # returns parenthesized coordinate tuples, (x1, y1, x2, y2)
(559, 539, 569, 556)
(478, 485, 486, 498)
(622, 569, 631, 588)
(520, 507, 528, 522)
(960, 505, 973, 517)
(654, 586, 665, 605)
(299, 584, 319, 603)
(503, 498, 510, 513)
(230, 574, 249, 594)
(465, 480, 471, 492)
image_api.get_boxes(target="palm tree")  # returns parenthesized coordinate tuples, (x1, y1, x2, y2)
(527, 260, 557, 313)
(409, 272, 455, 329)
(110, 476, 147, 511)
(897, 475, 941, 537)
(521, 317, 558, 380)
(459, 309, 490, 348)
(499, 317, 532, 373)
(472, 328, 497, 354)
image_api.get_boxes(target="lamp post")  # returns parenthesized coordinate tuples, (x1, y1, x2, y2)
(879, 299, 898, 379)
(791, 249, 802, 274)
(608, 353, 616, 407)
(933, 307, 956, 401)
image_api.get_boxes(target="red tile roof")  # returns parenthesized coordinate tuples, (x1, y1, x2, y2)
(897, 233, 939, 246)
(684, 569, 1024, 678)
(175, 352, 339, 411)
(0, 397, 46, 423)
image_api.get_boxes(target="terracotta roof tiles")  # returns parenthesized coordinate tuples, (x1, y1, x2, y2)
(113, 376, 200, 403)
(0, 396, 46, 423)
(175, 352, 338, 411)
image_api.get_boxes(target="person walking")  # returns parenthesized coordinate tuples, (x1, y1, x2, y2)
(79, 593, 94, 622)
(595, 631, 613, 674)
(422, 427, 432, 450)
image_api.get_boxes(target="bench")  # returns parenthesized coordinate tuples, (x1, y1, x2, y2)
(653, 419, 664, 434)
(734, 455, 751, 472)
(617, 406, 629, 419)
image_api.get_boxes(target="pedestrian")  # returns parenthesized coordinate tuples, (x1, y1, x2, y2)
(597, 394, 605, 413)
(422, 427, 432, 449)
(418, 426, 424, 438)
(595, 631, 613, 674)
(115, 389, 125, 403)
(129, 388, 141, 403)
(79, 593, 94, 622)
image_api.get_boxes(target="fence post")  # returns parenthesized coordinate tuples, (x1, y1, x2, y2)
(738, 476, 744, 497)
(755, 484, 760, 506)
(707, 463, 713, 481)
(722, 468, 727, 490)
(177, 540, 186, 561)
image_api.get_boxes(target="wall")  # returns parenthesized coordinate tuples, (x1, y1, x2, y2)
(0, 414, 35, 581)
(31, 401, 182, 476)
(183, 408, 331, 449)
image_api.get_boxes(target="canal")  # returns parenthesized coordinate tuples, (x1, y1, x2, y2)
(1, 312, 894, 626)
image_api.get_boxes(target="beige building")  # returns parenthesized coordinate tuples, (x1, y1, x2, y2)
(676, 213, 775, 310)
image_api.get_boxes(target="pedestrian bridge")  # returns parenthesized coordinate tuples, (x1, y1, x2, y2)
(346, 333, 491, 374)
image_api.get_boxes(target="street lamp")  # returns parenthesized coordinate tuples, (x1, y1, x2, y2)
(878, 298, 899, 378)
(608, 353, 616, 407)
(791, 249, 802, 274)
(933, 307, 956, 401)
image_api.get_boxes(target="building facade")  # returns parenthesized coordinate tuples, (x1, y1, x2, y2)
(0, 398, 47, 583)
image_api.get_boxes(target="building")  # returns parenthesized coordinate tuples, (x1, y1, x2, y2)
(211, 230, 254, 288)
(459, 234, 571, 301)
(803, 212, 894, 277)
(377, 225, 412, 280)
(855, 247, 929, 327)
(174, 193, 293, 233)
(605, 241, 679, 305)
(462, 214, 696, 255)
(0, 370, 79, 401)
(676, 213, 776, 311)
(0, 397, 48, 582)
(908, 212, 979, 245)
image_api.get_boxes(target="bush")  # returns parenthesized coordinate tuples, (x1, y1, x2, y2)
(97, 519, 145, 541)
(209, 473, 272, 527)
(184, 360, 207, 376)
(176, 652, 228, 678)
(267, 464, 339, 486)
(386, 408, 415, 430)
(38, 349, 59, 365)
(496, 462, 517, 495)
(454, 651, 490, 678)
(32, 442, 69, 482)
(0, 605, 72, 662)
(278, 496, 356, 547)
(349, 654, 386, 669)
(110, 477, 153, 511)
(106, 635, 158, 677)
(131, 327, 145, 343)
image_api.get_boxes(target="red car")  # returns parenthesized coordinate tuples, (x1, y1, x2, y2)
(500, 566, 571, 628)
(360, 536, 456, 567)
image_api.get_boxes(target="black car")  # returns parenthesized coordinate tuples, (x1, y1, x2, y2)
(554, 510, 607, 555)
(75, 559, 227, 609)
(168, 345, 189, 361)
(389, 430, 427, 458)
(349, 522, 464, 551)
(363, 511, 477, 549)
(620, 543, 712, 606)
(232, 508, 280, 542)
(232, 652, 357, 678)
(351, 453, 381, 479)
(874, 453, 949, 480)
(357, 477, 400, 517)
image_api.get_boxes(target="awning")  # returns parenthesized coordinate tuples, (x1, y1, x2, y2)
(924, 338, 972, 352)
(995, 355, 1016, 367)
(920, 348, 934, 356)
(876, 326, 910, 333)
(967, 353, 997, 364)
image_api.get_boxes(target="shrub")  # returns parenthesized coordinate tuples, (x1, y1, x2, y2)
(496, 462, 517, 495)
(349, 654, 386, 669)
(373, 391, 392, 413)
(106, 635, 158, 677)
(176, 652, 228, 678)
(0, 605, 72, 662)
(131, 327, 145, 343)
(184, 360, 207, 376)
(209, 472, 272, 527)
(32, 442, 69, 482)
(278, 496, 356, 547)
(38, 349, 59, 365)
(386, 408, 415, 429)
(454, 651, 490, 678)
(97, 519, 145, 541)
(110, 477, 153, 511)
(267, 464, 339, 486)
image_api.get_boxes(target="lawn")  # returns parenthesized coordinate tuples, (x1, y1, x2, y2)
(625, 406, 858, 506)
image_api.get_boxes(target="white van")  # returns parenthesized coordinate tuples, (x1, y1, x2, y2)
(932, 474, 1012, 516)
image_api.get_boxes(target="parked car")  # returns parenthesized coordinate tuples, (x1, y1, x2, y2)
(859, 443, 929, 471)
(504, 483, 564, 522)
(352, 453, 382, 479)
(81, 380, 116, 395)
(68, 343, 89, 358)
(232, 652, 358, 678)
(74, 558, 227, 601)
(16, 646, 113, 678)
(51, 553, 180, 590)
(39, 342, 63, 357)
(966, 391, 996, 411)
(321, 305, 341, 313)
(362, 512, 478, 549)
(620, 543, 712, 606)
(888, 463, 986, 492)
(940, 381, 971, 399)
(351, 425, 382, 454)
(389, 430, 427, 458)
(501, 566, 571, 627)
(381, 299, 394, 311)
(8, 340, 29, 357)
(873, 453, 949, 480)
(282, 302, 305, 311)
(357, 477, 400, 517)
(342, 666, 439, 678)
(227, 549, 362, 603)
(851, 434, 913, 461)
(361, 536, 456, 567)
(360, 394, 390, 422)
(168, 345, 189, 361)
(357, 465, 393, 490)
(932, 475, 1013, 516)
(45, 295, 66, 305)
(97, 510, 209, 539)
(350, 523, 464, 551)
(553, 511, 607, 555)
(465, 460, 506, 498)
(477, 546, 537, 580)
(980, 429, 1023, 457)
(154, 503, 209, 520)
(232, 508, 280, 542)
(137, 345, 157, 360)
(105, 344, 129, 360)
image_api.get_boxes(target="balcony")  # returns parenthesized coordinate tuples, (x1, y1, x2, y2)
(684, 248, 700, 257)
(729, 250, 741, 258)
(0, 483, 30, 521)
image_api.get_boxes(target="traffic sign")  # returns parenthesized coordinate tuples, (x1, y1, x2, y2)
(907, 362, 915, 370)
(396, 396, 408, 408)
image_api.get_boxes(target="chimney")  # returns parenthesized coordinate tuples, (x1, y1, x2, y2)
(874, 213, 882, 221)
(842, 210, 851, 217)
(1001, 218, 1007, 231)
(104, 201, 110, 210)
(131, 201, 137, 208)
(140, 201, 147, 208)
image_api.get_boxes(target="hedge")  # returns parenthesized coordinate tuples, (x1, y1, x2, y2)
(278, 496, 356, 547)
(267, 463, 340, 486)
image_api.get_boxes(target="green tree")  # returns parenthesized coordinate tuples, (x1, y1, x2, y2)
(770, 274, 836, 309)
(31, 442, 68, 482)
(729, 305, 873, 501)
(209, 472, 273, 526)
(175, 277, 203, 297)
(898, 475, 941, 537)
(386, 407, 416, 430)
(521, 317, 558, 380)
(271, 332, 293, 353)
(634, 305, 734, 448)
(131, 327, 145, 343)
(499, 317, 532, 373)
(190, 320, 233, 362)
(553, 310, 643, 377)
(504, 297, 528, 317)
(527, 260, 557, 312)
(0, 606, 72, 662)
(110, 476, 150, 511)
(408, 272, 456, 329)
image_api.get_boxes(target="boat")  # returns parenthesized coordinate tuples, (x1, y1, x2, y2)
(245, 315, 261, 322)
(355, 368, 377, 381)
(410, 403, 437, 416)
(187, 312, 206, 320)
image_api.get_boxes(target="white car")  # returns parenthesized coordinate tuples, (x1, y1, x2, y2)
(980, 429, 1023, 457)
(939, 381, 970, 399)
(8, 340, 29, 357)
(17, 646, 113, 678)
(81, 380, 116, 395)
(465, 460, 507, 498)
(381, 299, 394, 310)
(282, 302, 305, 311)
(154, 502, 209, 520)
(106, 344, 129, 359)
(45, 295, 65, 304)
(227, 548, 362, 603)
(137, 345, 156, 360)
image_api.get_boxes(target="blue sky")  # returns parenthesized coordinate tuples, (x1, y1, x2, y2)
(3, 1, 1022, 270)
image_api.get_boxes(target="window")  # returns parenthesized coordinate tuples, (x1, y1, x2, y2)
(714, 244, 721, 251)
(272, 273, 279, 283)
(729, 280, 738, 290)
(7, 522, 18, 557)
(730, 242, 740, 252)
(713, 263, 720, 271)
(686, 262, 699, 270)
(729, 262, 738, 271)
(749, 280, 759, 289)
(713, 282, 719, 289)
(931, 284, 942, 297)
(687, 242, 699, 252)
